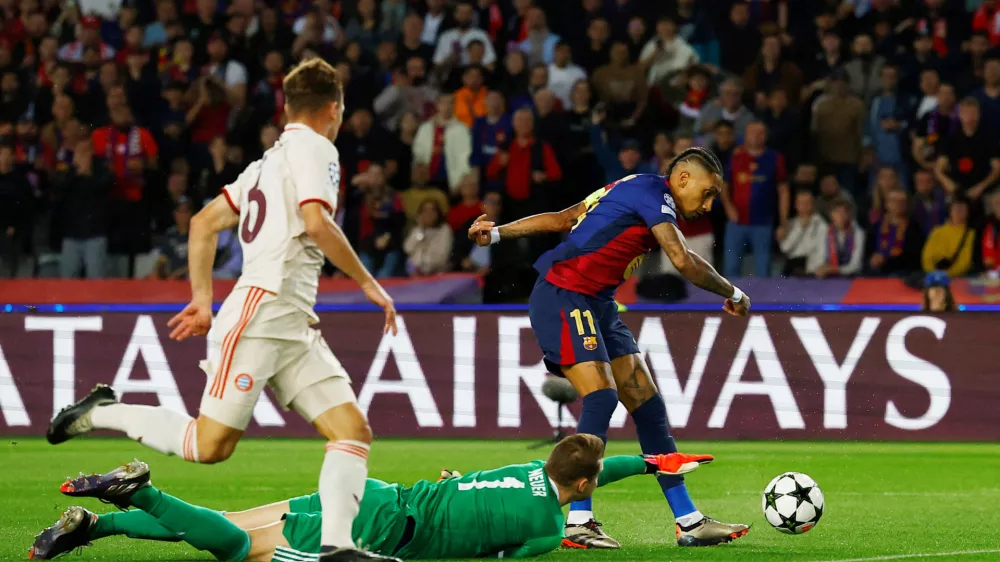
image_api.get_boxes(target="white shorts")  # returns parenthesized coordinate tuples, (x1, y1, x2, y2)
(198, 286, 356, 430)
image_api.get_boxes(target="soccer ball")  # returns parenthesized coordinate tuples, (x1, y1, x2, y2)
(762, 472, 824, 534)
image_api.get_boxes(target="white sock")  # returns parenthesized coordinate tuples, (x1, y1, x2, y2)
(676, 510, 705, 528)
(320, 440, 370, 548)
(90, 403, 197, 460)
(566, 510, 594, 526)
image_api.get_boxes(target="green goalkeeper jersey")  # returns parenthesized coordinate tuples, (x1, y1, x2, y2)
(279, 456, 648, 561)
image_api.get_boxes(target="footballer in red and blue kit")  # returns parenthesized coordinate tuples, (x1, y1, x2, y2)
(530, 173, 676, 373)
(468, 147, 750, 550)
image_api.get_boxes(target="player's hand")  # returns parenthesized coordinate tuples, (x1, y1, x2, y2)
(167, 300, 213, 341)
(438, 468, 462, 481)
(723, 293, 750, 317)
(467, 214, 494, 247)
(362, 280, 398, 335)
(643, 453, 714, 476)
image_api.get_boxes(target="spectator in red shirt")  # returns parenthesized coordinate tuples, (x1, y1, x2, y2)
(58, 15, 116, 63)
(447, 173, 483, 232)
(91, 104, 158, 203)
(186, 75, 230, 166)
(973, 0, 1000, 46)
(487, 107, 561, 221)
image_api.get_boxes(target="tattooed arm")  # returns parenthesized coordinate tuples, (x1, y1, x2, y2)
(467, 201, 587, 245)
(652, 222, 750, 316)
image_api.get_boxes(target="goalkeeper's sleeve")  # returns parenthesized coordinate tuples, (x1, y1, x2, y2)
(496, 535, 563, 558)
(596, 455, 650, 487)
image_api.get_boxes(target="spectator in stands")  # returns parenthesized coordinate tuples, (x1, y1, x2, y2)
(923, 198, 975, 278)
(592, 41, 647, 130)
(547, 41, 586, 109)
(721, 121, 789, 278)
(53, 139, 112, 279)
(779, 190, 828, 277)
(935, 97, 1000, 209)
(212, 227, 242, 280)
(454, 65, 488, 128)
(413, 93, 472, 194)
(0, 143, 31, 278)
(497, 50, 529, 101)
(649, 131, 674, 175)
(912, 82, 957, 173)
(899, 33, 943, 99)
(972, 58, 1000, 133)
(812, 70, 866, 199)
(913, 69, 942, 121)
(203, 32, 247, 108)
(869, 166, 905, 226)
(448, 174, 483, 233)
(374, 56, 437, 131)
(577, 16, 611, 75)
(421, 0, 448, 47)
(487, 108, 561, 221)
(844, 33, 885, 102)
(921, 270, 956, 313)
(912, 169, 948, 237)
(344, 0, 384, 54)
(974, 191, 1000, 279)
(817, 198, 865, 279)
(762, 88, 799, 166)
(866, 189, 924, 277)
(150, 197, 191, 280)
(590, 105, 654, 184)
(405, 198, 453, 276)
(707, 120, 737, 170)
(518, 6, 560, 67)
(972, 0, 1000, 46)
(357, 165, 407, 278)
(867, 64, 915, 187)
(509, 63, 549, 111)
(804, 29, 843, 91)
(743, 34, 804, 106)
(469, 91, 511, 181)
(532, 89, 566, 153)
(640, 16, 698, 92)
(58, 15, 115, 62)
(434, 1, 497, 70)
(718, 1, 759, 76)
(696, 78, 753, 139)
(397, 13, 432, 67)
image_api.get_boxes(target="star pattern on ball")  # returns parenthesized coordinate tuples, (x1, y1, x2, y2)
(764, 490, 779, 511)
(788, 480, 814, 506)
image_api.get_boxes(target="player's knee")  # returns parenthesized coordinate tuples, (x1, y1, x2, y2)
(198, 439, 238, 464)
(342, 420, 373, 445)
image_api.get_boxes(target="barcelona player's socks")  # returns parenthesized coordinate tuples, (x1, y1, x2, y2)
(632, 394, 703, 527)
(566, 388, 618, 525)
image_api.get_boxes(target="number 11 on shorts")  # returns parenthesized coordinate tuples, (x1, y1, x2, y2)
(569, 309, 598, 351)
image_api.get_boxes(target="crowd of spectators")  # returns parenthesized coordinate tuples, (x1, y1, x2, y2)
(3, 0, 1000, 300)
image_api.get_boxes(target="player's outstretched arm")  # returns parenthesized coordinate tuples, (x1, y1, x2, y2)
(652, 222, 750, 316)
(468, 201, 587, 246)
(168, 195, 239, 340)
(302, 202, 398, 335)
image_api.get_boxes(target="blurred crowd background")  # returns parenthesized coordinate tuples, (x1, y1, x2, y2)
(2, 0, 1000, 302)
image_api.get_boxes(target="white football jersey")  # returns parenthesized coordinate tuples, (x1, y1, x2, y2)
(221, 123, 340, 321)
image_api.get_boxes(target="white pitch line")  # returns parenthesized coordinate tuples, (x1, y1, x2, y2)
(819, 549, 1000, 562)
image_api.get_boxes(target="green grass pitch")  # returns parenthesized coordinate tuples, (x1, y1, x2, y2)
(3, 438, 1000, 561)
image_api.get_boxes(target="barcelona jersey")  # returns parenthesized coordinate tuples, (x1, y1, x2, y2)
(534, 174, 679, 297)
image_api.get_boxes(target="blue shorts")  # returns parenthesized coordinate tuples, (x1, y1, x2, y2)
(528, 279, 640, 375)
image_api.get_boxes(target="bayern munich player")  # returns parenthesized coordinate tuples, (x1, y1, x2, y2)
(46, 58, 400, 562)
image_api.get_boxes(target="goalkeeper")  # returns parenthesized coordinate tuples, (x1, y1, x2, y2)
(30, 435, 713, 561)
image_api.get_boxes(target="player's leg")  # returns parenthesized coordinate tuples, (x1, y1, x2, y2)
(277, 335, 400, 562)
(608, 352, 749, 546)
(46, 288, 270, 464)
(55, 460, 252, 561)
(528, 280, 621, 549)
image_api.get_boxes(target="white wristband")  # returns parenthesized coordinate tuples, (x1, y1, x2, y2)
(731, 286, 744, 302)
(489, 227, 501, 245)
